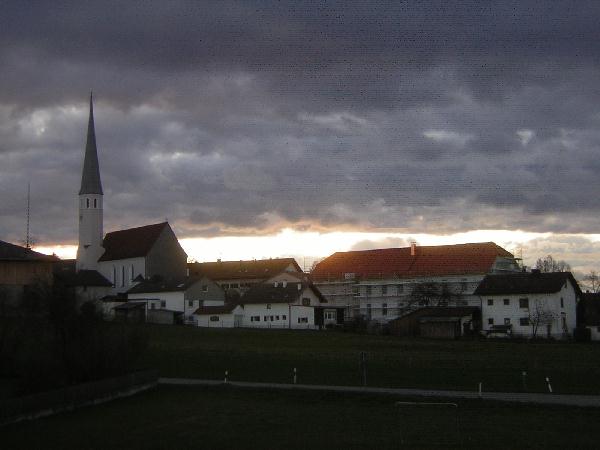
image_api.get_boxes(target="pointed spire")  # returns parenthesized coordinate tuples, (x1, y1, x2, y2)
(79, 92, 103, 195)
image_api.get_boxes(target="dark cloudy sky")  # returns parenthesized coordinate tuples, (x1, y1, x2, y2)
(2, 1, 600, 271)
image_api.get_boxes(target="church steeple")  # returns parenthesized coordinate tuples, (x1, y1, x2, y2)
(79, 93, 103, 195)
(76, 93, 104, 271)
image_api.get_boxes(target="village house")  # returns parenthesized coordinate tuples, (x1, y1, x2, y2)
(236, 280, 341, 329)
(475, 270, 581, 339)
(0, 240, 57, 305)
(192, 303, 245, 328)
(126, 275, 225, 324)
(187, 258, 304, 294)
(311, 242, 521, 322)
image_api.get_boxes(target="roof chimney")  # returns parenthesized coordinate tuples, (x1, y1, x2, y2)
(410, 242, 417, 256)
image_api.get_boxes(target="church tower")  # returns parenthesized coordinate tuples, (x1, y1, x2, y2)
(76, 93, 104, 271)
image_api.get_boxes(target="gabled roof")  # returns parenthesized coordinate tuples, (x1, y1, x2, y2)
(238, 282, 325, 305)
(311, 242, 514, 281)
(193, 304, 239, 315)
(0, 240, 57, 262)
(79, 93, 103, 195)
(99, 222, 169, 261)
(127, 275, 209, 294)
(474, 272, 582, 296)
(188, 258, 303, 281)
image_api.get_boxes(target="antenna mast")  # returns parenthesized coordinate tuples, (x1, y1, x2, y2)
(26, 182, 31, 249)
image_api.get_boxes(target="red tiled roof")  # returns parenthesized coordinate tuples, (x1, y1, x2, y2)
(99, 222, 168, 261)
(188, 258, 302, 281)
(311, 242, 514, 281)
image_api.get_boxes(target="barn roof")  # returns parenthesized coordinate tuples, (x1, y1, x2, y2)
(99, 222, 169, 261)
(188, 258, 303, 281)
(474, 271, 582, 296)
(311, 242, 514, 281)
(0, 240, 57, 262)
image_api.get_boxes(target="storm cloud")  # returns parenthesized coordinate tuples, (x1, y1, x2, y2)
(2, 1, 600, 247)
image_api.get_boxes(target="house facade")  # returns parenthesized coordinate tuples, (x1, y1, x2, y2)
(193, 304, 244, 328)
(126, 275, 225, 323)
(475, 271, 581, 339)
(237, 281, 339, 329)
(312, 242, 521, 322)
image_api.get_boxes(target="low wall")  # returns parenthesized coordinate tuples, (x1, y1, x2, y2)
(0, 369, 158, 426)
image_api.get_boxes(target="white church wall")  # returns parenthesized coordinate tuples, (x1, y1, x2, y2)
(98, 257, 145, 295)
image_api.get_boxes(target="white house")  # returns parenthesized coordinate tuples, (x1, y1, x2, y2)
(126, 275, 225, 323)
(237, 281, 338, 329)
(193, 304, 245, 328)
(475, 271, 582, 339)
(312, 242, 521, 322)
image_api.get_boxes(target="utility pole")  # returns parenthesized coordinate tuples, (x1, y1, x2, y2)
(25, 182, 31, 248)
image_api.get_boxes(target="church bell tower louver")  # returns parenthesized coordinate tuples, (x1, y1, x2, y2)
(76, 93, 104, 271)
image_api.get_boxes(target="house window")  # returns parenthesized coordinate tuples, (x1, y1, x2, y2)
(202, 285, 208, 292)
(519, 318, 529, 326)
(519, 298, 529, 309)
(222, 283, 230, 289)
(504, 318, 511, 325)
(251, 316, 260, 322)
(160, 300, 166, 308)
(210, 316, 219, 322)
(487, 299, 493, 306)
(560, 297, 564, 308)
(382, 285, 388, 295)
(297, 317, 308, 323)
(352, 286, 359, 296)
(503, 299, 510, 306)
(325, 311, 336, 320)
(382, 303, 388, 316)
(267, 303, 272, 309)
(282, 315, 286, 320)
(270, 315, 274, 321)
(188, 300, 194, 308)
(230, 283, 239, 289)
(488, 318, 494, 325)
(302, 298, 310, 306)
(264, 316, 268, 321)
(276, 315, 279, 320)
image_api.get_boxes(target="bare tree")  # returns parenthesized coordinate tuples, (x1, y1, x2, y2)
(528, 298, 558, 338)
(534, 255, 571, 273)
(582, 270, 600, 293)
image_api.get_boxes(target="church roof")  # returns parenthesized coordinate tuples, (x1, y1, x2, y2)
(99, 222, 169, 261)
(0, 240, 57, 262)
(79, 93, 103, 195)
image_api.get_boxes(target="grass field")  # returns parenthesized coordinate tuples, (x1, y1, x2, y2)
(3, 385, 600, 449)
(137, 324, 600, 394)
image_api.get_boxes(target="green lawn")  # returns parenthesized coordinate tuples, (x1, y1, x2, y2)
(2, 385, 599, 449)
(137, 324, 600, 394)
